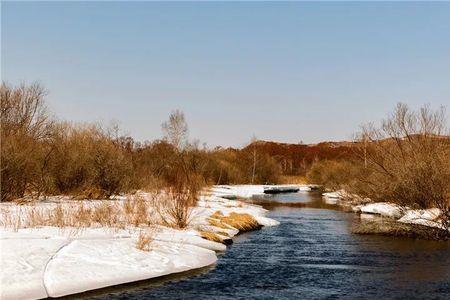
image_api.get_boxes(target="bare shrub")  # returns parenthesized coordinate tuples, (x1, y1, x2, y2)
(306, 159, 361, 190)
(154, 187, 193, 229)
(122, 195, 154, 227)
(136, 230, 154, 252)
(91, 202, 117, 226)
(352, 103, 450, 235)
(1, 82, 55, 201)
(49, 123, 133, 198)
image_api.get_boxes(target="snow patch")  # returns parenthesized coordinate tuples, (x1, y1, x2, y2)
(359, 202, 404, 219)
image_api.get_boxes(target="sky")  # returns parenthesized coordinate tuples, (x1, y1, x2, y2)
(2, 1, 450, 147)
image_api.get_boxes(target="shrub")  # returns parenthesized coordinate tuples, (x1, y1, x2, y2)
(1, 82, 55, 201)
(154, 188, 193, 229)
(306, 159, 361, 190)
(353, 104, 450, 234)
(136, 230, 154, 252)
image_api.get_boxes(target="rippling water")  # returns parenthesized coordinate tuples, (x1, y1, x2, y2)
(84, 192, 450, 300)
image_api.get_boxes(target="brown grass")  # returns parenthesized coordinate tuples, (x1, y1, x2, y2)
(207, 210, 260, 232)
(0, 195, 157, 230)
(153, 189, 193, 229)
(207, 218, 232, 230)
(198, 231, 224, 243)
(136, 230, 154, 252)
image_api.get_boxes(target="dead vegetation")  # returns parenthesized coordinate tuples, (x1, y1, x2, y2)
(153, 187, 194, 229)
(352, 219, 450, 241)
(198, 230, 225, 243)
(207, 211, 261, 232)
(0, 195, 157, 231)
(303, 103, 450, 239)
(1, 83, 288, 205)
(136, 230, 154, 252)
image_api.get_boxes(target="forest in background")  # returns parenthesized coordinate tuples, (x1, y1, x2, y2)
(2, 82, 354, 202)
(2, 82, 450, 235)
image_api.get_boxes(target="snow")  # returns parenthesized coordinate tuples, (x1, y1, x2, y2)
(44, 239, 216, 298)
(398, 208, 442, 229)
(1, 186, 281, 299)
(359, 202, 404, 219)
(324, 189, 446, 231)
(0, 238, 68, 300)
(210, 184, 312, 199)
(254, 216, 280, 227)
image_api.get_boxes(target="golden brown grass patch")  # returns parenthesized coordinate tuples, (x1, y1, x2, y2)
(207, 210, 260, 232)
(220, 212, 260, 232)
(198, 231, 224, 243)
(207, 218, 232, 230)
(216, 231, 230, 237)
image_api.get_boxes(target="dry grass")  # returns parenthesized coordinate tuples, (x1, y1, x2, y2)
(0, 195, 156, 231)
(221, 212, 260, 231)
(198, 230, 224, 243)
(136, 230, 154, 252)
(352, 220, 449, 241)
(216, 230, 230, 237)
(207, 218, 232, 230)
(153, 188, 193, 229)
(207, 210, 260, 232)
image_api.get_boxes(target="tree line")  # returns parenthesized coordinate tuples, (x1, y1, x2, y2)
(1, 82, 282, 202)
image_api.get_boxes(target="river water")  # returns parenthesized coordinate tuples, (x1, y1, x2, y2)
(88, 192, 450, 300)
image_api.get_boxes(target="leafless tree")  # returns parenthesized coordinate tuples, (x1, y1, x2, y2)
(354, 103, 450, 235)
(161, 109, 188, 151)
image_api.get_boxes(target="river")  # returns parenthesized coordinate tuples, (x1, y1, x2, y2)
(86, 191, 450, 300)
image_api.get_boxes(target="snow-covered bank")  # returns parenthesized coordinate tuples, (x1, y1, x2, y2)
(1, 189, 279, 300)
(321, 190, 447, 233)
(210, 184, 314, 199)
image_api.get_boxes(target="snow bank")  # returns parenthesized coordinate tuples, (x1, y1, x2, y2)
(359, 202, 404, 219)
(1, 186, 281, 299)
(210, 184, 311, 199)
(322, 191, 345, 199)
(254, 216, 280, 226)
(211, 185, 265, 198)
(0, 238, 69, 300)
(45, 239, 216, 298)
(398, 208, 442, 228)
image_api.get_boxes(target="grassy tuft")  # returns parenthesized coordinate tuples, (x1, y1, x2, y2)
(207, 210, 260, 232)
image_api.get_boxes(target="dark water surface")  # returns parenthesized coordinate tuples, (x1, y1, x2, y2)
(87, 192, 450, 300)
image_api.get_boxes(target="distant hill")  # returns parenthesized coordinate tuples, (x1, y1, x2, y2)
(241, 140, 357, 175)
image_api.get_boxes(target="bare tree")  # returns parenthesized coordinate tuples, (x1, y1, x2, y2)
(161, 109, 188, 151)
(353, 103, 450, 236)
(1, 82, 55, 201)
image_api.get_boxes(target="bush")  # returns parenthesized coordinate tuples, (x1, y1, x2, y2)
(353, 104, 450, 234)
(1, 82, 55, 201)
(306, 159, 361, 190)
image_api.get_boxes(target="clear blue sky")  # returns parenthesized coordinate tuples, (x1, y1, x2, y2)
(2, 1, 450, 147)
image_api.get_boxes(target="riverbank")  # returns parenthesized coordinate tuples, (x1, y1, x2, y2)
(322, 190, 450, 239)
(0, 186, 287, 300)
(86, 191, 450, 300)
